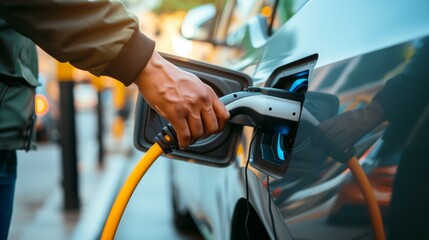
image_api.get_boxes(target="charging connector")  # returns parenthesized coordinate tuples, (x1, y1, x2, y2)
(154, 124, 178, 153)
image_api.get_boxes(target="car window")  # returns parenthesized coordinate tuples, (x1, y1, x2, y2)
(226, 0, 262, 36)
(223, 0, 309, 39)
(270, 0, 309, 33)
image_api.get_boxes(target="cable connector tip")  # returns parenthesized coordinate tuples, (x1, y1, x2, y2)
(154, 124, 178, 154)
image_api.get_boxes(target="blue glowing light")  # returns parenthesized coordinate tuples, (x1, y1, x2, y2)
(289, 78, 308, 92)
(277, 134, 285, 161)
(295, 71, 309, 78)
(278, 126, 290, 135)
(276, 123, 291, 162)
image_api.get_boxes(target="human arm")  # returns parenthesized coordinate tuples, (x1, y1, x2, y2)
(373, 42, 429, 124)
(0, 0, 229, 148)
(0, 0, 152, 85)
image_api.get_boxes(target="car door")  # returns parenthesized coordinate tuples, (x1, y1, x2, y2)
(250, 0, 429, 239)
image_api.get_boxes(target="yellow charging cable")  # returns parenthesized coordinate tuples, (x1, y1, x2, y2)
(348, 156, 385, 240)
(101, 142, 164, 240)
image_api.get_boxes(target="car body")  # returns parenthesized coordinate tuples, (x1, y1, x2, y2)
(134, 0, 429, 239)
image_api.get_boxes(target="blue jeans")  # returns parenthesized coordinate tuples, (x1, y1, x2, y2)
(0, 150, 17, 240)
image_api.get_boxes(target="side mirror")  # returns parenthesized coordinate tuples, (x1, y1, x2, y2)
(180, 4, 216, 42)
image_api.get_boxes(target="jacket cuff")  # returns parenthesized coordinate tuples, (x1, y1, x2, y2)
(102, 30, 155, 86)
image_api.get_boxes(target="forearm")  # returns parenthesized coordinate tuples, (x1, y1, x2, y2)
(0, 0, 155, 85)
(373, 43, 429, 123)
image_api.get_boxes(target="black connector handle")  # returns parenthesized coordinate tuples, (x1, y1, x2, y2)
(154, 123, 178, 154)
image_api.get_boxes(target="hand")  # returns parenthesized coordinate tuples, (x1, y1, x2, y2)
(311, 100, 385, 161)
(134, 51, 230, 149)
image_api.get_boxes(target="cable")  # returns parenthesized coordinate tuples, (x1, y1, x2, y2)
(101, 124, 176, 239)
(101, 142, 164, 240)
(266, 175, 278, 240)
(245, 153, 250, 240)
(348, 156, 385, 240)
(245, 132, 258, 240)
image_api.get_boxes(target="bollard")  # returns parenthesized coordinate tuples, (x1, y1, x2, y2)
(57, 62, 80, 210)
(91, 76, 106, 167)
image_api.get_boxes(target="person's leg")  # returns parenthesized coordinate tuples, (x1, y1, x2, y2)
(0, 150, 17, 240)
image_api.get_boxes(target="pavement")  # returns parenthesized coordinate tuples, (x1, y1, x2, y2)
(8, 106, 202, 240)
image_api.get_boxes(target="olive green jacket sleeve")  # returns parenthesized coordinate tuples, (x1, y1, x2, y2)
(0, 0, 155, 86)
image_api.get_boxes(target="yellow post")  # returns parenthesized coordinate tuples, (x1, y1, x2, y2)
(91, 75, 109, 166)
(91, 75, 106, 92)
(57, 62, 74, 82)
(112, 80, 127, 140)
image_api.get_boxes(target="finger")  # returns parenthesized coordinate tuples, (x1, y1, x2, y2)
(201, 107, 219, 139)
(170, 118, 191, 149)
(187, 113, 204, 145)
(212, 95, 230, 133)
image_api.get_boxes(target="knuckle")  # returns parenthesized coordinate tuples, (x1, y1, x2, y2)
(197, 95, 210, 106)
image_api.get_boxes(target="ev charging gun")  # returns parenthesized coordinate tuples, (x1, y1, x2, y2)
(221, 87, 304, 134)
(156, 86, 308, 177)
